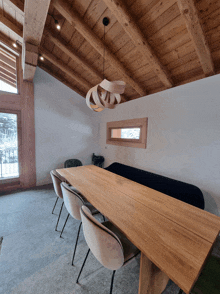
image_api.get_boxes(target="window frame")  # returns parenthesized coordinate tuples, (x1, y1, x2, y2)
(106, 117, 148, 148)
(0, 108, 22, 186)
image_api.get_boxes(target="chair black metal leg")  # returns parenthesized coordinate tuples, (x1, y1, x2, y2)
(52, 197, 59, 214)
(55, 202, 64, 231)
(178, 290, 183, 294)
(76, 248, 90, 283)
(60, 213, 70, 238)
(110, 270, 116, 294)
(72, 222, 82, 265)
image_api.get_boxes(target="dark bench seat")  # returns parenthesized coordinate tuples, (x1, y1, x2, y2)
(105, 162, 204, 210)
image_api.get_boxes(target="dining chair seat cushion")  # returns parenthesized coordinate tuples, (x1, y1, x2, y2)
(103, 221, 140, 263)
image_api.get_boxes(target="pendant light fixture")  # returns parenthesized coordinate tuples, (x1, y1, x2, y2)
(86, 17, 126, 112)
(48, 13, 61, 30)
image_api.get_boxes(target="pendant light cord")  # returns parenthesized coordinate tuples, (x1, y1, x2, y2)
(103, 25, 105, 80)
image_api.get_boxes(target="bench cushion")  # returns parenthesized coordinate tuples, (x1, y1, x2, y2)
(105, 162, 204, 209)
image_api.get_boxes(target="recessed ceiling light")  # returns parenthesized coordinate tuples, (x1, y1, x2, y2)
(39, 55, 44, 61)
(13, 43, 17, 48)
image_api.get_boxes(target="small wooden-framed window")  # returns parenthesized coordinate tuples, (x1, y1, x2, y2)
(106, 118, 148, 148)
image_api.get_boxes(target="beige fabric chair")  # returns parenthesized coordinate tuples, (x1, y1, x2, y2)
(77, 205, 140, 294)
(60, 182, 102, 265)
(50, 170, 66, 231)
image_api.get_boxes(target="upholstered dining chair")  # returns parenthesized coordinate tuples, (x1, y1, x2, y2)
(60, 182, 104, 265)
(64, 159, 82, 168)
(76, 205, 140, 294)
(50, 170, 67, 231)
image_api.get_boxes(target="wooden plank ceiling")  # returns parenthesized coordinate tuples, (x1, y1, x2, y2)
(0, 0, 220, 102)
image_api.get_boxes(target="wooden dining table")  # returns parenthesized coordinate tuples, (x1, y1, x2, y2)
(56, 165, 220, 294)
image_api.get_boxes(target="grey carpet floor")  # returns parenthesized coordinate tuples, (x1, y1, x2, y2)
(0, 185, 181, 294)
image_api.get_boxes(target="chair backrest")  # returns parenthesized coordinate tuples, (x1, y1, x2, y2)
(80, 205, 124, 271)
(64, 159, 82, 168)
(50, 170, 65, 198)
(60, 182, 85, 220)
(92, 153, 105, 167)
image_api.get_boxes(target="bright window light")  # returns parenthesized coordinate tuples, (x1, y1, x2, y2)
(111, 128, 141, 139)
(0, 80, 17, 94)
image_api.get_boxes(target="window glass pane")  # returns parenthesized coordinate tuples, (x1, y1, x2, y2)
(111, 128, 140, 139)
(0, 80, 17, 93)
(0, 112, 19, 179)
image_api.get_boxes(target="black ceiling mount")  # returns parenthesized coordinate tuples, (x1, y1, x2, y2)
(102, 17, 110, 26)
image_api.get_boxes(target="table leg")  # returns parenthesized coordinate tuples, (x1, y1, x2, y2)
(138, 252, 169, 294)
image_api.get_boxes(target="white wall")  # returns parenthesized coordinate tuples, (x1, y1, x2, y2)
(98, 75, 220, 216)
(34, 67, 101, 186)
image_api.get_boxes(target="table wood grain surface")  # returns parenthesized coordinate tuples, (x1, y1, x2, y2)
(56, 165, 220, 294)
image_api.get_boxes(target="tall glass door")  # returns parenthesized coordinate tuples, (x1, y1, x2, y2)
(0, 111, 19, 180)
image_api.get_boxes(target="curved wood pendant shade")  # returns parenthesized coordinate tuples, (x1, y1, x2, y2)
(86, 79, 126, 112)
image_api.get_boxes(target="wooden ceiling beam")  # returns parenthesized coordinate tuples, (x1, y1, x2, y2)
(0, 31, 21, 55)
(0, 52, 16, 69)
(5, 0, 24, 13)
(44, 30, 129, 103)
(39, 47, 92, 89)
(177, 0, 215, 76)
(0, 45, 17, 60)
(0, 74, 16, 88)
(0, 13, 23, 38)
(22, 0, 51, 81)
(102, 0, 173, 89)
(53, 0, 147, 97)
(0, 61, 16, 75)
(0, 66, 16, 81)
(0, 47, 16, 61)
(45, 29, 128, 102)
(44, 29, 103, 81)
(0, 71, 16, 85)
(39, 63, 86, 98)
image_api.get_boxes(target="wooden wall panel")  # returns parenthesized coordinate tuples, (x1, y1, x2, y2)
(0, 93, 21, 109)
(20, 80, 36, 188)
